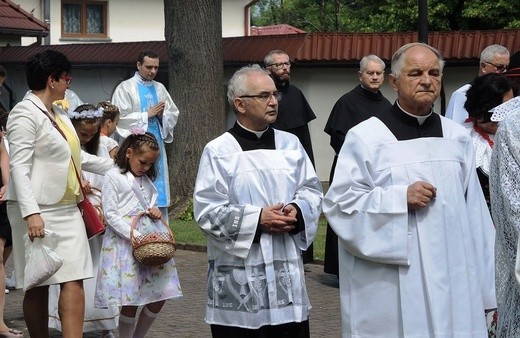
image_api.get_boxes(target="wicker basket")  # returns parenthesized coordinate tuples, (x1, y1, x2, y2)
(131, 212, 176, 267)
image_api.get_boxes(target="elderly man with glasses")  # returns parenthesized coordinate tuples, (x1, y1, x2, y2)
(193, 64, 322, 338)
(446, 44, 510, 124)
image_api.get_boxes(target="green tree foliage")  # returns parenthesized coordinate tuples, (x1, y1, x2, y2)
(461, 0, 520, 29)
(251, 0, 520, 32)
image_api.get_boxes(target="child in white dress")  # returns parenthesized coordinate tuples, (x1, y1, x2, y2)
(48, 103, 119, 338)
(95, 130, 182, 338)
(97, 101, 120, 159)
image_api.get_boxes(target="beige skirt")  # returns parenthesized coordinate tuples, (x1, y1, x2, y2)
(49, 235, 119, 332)
(7, 201, 94, 289)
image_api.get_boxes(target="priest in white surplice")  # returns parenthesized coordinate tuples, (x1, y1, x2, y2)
(112, 50, 179, 221)
(194, 65, 322, 338)
(323, 43, 496, 338)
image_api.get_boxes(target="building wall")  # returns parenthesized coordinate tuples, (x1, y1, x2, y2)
(17, 0, 250, 46)
(222, 0, 250, 37)
(96, 0, 165, 43)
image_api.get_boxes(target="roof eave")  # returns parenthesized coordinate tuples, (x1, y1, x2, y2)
(0, 28, 49, 37)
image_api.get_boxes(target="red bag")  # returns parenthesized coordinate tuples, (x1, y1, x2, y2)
(78, 199, 105, 239)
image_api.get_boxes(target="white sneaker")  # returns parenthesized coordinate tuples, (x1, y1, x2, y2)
(4, 289, 8, 294)
(5, 271, 16, 288)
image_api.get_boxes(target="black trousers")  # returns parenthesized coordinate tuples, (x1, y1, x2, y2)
(211, 320, 310, 338)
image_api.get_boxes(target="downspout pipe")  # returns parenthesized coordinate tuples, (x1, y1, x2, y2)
(43, 0, 50, 45)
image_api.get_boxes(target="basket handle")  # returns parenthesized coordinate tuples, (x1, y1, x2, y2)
(130, 211, 175, 246)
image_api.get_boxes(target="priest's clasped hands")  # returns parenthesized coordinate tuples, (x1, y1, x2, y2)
(147, 100, 165, 118)
(260, 203, 297, 234)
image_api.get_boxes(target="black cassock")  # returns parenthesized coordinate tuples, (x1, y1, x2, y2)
(323, 85, 392, 275)
(271, 81, 316, 165)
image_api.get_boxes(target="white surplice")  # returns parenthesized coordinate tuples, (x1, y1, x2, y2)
(445, 84, 471, 124)
(193, 130, 322, 329)
(323, 117, 495, 338)
(111, 73, 178, 141)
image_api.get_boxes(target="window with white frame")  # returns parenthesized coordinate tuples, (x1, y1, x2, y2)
(62, 1, 108, 38)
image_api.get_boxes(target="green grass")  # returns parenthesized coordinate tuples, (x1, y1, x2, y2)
(170, 219, 207, 246)
(170, 215, 328, 261)
(314, 215, 327, 261)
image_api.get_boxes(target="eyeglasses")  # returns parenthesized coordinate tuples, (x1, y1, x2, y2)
(239, 91, 282, 102)
(483, 61, 508, 73)
(267, 62, 292, 69)
(60, 75, 72, 85)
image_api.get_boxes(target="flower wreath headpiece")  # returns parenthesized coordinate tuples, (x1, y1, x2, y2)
(68, 107, 104, 119)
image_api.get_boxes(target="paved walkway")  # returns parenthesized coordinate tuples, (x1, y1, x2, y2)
(5, 249, 341, 337)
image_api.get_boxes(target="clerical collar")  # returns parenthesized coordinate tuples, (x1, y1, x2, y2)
(396, 100, 433, 125)
(237, 120, 268, 138)
(376, 103, 443, 141)
(228, 121, 275, 151)
(133, 72, 154, 86)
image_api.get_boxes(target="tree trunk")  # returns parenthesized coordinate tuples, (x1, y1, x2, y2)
(164, 0, 225, 214)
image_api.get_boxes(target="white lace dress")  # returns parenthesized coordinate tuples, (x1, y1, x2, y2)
(490, 109, 520, 337)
